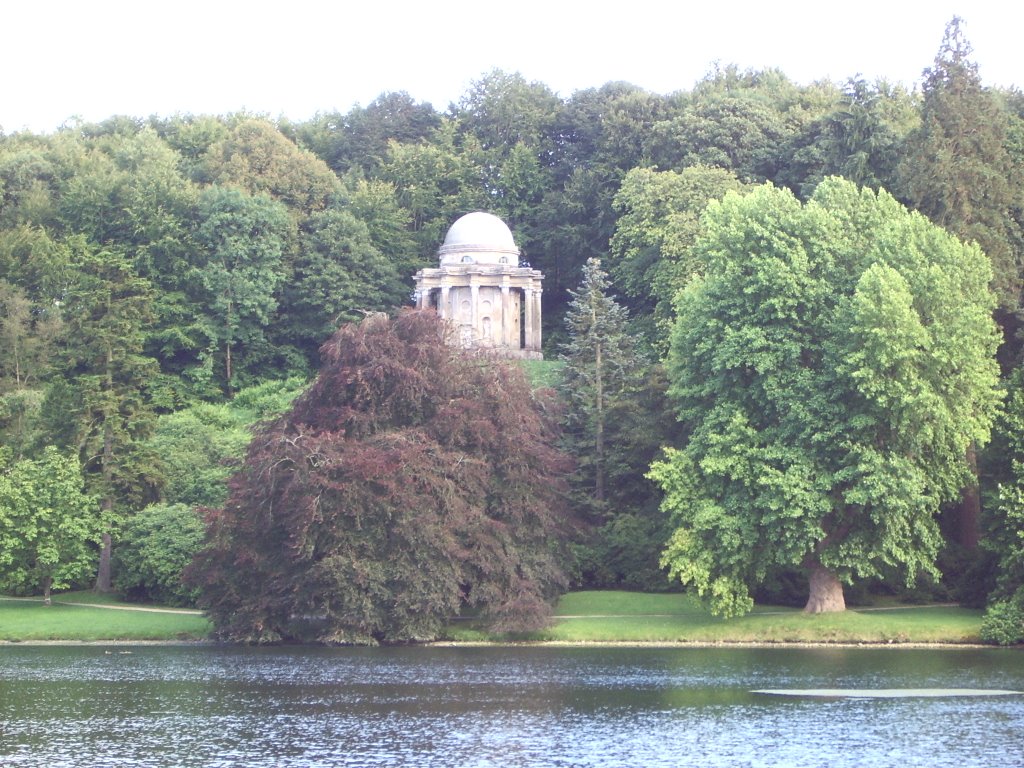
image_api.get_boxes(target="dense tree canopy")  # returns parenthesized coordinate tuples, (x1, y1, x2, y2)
(189, 311, 575, 643)
(2, 24, 1024, 627)
(609, 165, 747, 348)
(651, 178, 1002, 616)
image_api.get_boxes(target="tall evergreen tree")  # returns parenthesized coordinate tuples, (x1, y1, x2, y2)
(900, 17, 1022, 311)
(43, 238, 160, 591)
(899, 17, 1024, 549)
(559, 258, 642, 511)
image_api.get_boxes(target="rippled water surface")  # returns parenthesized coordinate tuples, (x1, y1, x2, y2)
(1, 645, 1022, 767)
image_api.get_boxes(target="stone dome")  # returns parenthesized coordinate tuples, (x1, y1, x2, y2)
(438, 211, 520, 266)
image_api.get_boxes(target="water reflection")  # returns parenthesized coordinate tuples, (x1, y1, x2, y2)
(1, 646, 1022, 767)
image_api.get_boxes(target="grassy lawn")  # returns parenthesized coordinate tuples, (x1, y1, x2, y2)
(2, 589, 984, 645)
(0, 592, 211, 642)
(519, 359, 564, 389)
(446, 590, 984, 645)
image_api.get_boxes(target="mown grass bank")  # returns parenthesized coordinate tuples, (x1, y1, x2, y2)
(0, 592, 211, 642)
(1, 589, 986, 645)
(446, 591, 986, 645)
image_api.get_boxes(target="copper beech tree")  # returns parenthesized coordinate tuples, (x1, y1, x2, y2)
(188, 310, 576, 643)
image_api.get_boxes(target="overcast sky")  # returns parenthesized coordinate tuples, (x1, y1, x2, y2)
(3, 0, 1020, 134)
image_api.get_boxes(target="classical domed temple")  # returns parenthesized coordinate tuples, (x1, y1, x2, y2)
(413, 212, 544, 360)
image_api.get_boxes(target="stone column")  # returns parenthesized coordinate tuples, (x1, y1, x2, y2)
(470, 283, 479, 340)
(524, 287, 535, 351)
(416, 289, 427, 310)
(532, 285, 543, 352)
(440, 285, 450, 320)
(501, 284, 512, 349)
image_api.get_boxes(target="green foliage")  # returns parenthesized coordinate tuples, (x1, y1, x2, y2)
(145, 378, 306, 509)
(0, 447, 101, 599)
(899, 17, 1024, 311)
(193, 185, 293, 393)
(203, 118, 342, 216)
(146, 405, 251, 508)
(980, 597, 1024, 645)
(281, 206, 406, 363)
(296, 92, 441, 175)
(189, 311, 576, 644)
(519, 359, 564, 390)
(578, 513, 674, 592)
(653, 178, 1002, 617)
(227, 376, 307, 421)
(779, 77, 917, 199)
(650, 67, 816, 183)
(609, 165, 746, 349)
(113, 503, 205, 606)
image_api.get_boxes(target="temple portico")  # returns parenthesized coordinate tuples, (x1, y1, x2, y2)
(413, 212, 544, 360)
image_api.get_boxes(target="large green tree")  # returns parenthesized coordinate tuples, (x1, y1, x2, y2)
(651, 178, 1001, 616)
(0, 447, 101, 603)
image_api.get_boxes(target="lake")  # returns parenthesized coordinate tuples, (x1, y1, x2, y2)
(1, 645, 1022, 767)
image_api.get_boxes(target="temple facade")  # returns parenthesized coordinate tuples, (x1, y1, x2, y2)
(413, 212, 543, 360)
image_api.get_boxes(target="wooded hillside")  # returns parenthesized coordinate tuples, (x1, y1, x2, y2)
(4, 19, 1024, 642)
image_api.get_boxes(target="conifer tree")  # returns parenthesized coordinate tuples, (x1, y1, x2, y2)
(42, 239, 160, 591)
(559, 258, 643, 512)
(899, 17, 1024, 549)
(900, 16, 1022, 310)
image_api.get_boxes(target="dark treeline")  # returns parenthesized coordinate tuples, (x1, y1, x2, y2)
(3, 19, 1024, 640)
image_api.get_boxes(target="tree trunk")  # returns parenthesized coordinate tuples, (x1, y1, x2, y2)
(225, 295, 234, 398)
(95, 529, 113, 593)
(956, 442, 981, 550)
(42, 574, 52, 606)
(594, 337, 604, 504)
(95, 340, 115, 593)
(225, 340, 233, 398)
(804, 562, 845, 613)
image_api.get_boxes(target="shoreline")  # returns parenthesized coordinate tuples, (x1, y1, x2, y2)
(1, 638, 1006, 650)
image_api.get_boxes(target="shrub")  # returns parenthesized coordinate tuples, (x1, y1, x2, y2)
(980, 596, 1024, 645)
(113, 503, 205, 607)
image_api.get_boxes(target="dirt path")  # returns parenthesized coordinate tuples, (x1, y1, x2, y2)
(0, 595, 203, 616)
(556, 603, 962, 619)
